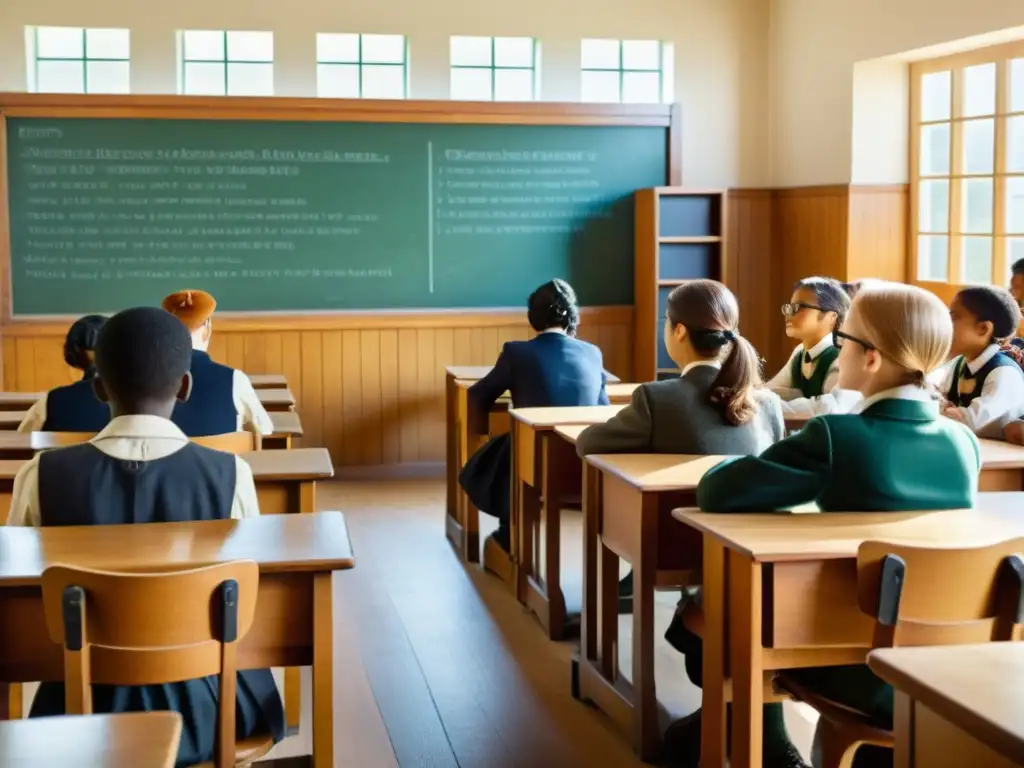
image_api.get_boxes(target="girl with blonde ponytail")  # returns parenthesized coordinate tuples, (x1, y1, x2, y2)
(667, 281, 981, 768)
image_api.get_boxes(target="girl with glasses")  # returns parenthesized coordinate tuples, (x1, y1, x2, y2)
(766, 276, 861, 417)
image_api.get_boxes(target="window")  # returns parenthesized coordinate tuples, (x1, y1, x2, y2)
(179, 30, 273, 96)
(580, 39, 673, 104)
(911, 41, 1024, 289)
(450, 36, 537, 101)
(28, 26, 130, 94)
(317, 33, 407, 99)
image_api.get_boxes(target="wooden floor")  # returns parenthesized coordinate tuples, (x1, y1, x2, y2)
(264, 478, 817, 767)
(19, 477, 814, 766)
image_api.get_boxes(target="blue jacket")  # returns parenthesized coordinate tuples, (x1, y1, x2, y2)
(469, 332, 609, 412)
(171, 350, 238, 437)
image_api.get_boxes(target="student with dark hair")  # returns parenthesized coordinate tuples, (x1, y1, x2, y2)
(766, 276, 861, 416)
(161, 289, 273, 438)
(459, 279, 608, 554)
(930, 285, 1024, 439)
(1010, 258, 1024, 310)
(8, 306, 285, 767)
(577, 279, 783, 455)
(18, 314, 110, 433)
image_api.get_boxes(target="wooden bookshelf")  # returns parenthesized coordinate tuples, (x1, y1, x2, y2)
(633, 187, 727, 381)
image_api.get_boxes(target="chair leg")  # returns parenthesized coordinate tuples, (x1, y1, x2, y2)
(812, 719, 861, 768)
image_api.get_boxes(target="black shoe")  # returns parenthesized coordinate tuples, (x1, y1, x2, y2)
(487, 524, 510, 553)
(618, 569, 633, 614)
(661, 710, 701, 767)
(765, 742, 810, 768)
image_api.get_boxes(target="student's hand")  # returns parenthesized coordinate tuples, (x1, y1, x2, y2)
(943, 406, 966, 423)
(1005, 420, 1024, 445)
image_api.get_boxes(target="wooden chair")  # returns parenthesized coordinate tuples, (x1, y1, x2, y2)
(40, 561, 274, 768)
(776, 538, 1024, 768)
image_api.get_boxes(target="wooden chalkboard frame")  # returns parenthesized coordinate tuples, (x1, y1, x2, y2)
(0, 94, 680, 327)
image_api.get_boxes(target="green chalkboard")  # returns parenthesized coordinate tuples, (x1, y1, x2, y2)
(5, 117, 667, 315)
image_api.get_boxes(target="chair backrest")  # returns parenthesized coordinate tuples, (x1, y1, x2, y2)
(858, 538, 1024, 648)
(191, 431, 255, 454)
(36, 430, 254, 454)
(40, 561, 259, 768)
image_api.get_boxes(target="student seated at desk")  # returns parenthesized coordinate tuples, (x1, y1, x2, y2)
(459, 279, 608, 553)
(664, 281, 979, 768)
(8, 307, 285, 767)
(929, 285, 1024, 440)
(162, 289, 273, 438)
(766, 276, 861, 417)
(18, 314, 110, 433)
(576, 279, 783, 455)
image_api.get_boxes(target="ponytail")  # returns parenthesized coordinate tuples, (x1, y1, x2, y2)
(708, 333, 762, 426)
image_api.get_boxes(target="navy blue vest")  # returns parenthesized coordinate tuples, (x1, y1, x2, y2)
(31, 441, 285, 765)
(171, 350, 237, 438)
(41, 374, 110, 433)
(38, 442, 235, 526)
(947, 352, 1021, 407)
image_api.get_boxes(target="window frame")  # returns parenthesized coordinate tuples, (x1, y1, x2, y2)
(178, 30, 274, 96)
(580, 38, 667, 104)
(910, 40, 1024, 300)
(30, 26, 131, 94)
(449, 36, 538, 102)
(316, 33, 408, 99)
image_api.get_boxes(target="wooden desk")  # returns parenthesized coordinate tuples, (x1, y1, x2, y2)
(0, 413, 23, 433)
(0, 394, 42, 413)
(0, 448, 333, 525)
(0, 512, 353, 768)
(264, 411, 303, 451)
(869, 644, 1024, 768)
(0, 712, 183, 767)
(248, 373, 288, 390)
(257, 387, 296, 412)
(673, 494, 1024, 768)
(978, 439, 1024, 490)
(509, 405, 624, 637)
(442, 363, 623, 548)
(572, 452, 728, 759)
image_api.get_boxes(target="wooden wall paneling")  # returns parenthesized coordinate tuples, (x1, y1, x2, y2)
(321, 330, 344, 460)
(301, 330, 324, 450)
(847, 185, 909, 283)
(380, 330, 401, 465)
(725, 189, 775, 369)
(360, 330, 383, 466)
(416, 328, 441, 463)
(341, 329, 363, 466)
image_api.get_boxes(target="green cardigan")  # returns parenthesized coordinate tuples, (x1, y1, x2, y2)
(696, 397, 980, 513)
(694, 396, 981, 725)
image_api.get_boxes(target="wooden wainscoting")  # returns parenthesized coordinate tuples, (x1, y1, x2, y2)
(0, 307, 632, 469)
(725, 189, 776, 369)
(847, 185, 908, 284)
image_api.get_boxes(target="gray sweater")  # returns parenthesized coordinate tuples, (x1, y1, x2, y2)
(576, 365, 785, 457)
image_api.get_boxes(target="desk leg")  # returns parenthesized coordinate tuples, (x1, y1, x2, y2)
(701, 538, 728, 768)
(300, 481, 316, 514)
(517, 481, 539, 602)
(312, 572, 336, 768)
(581, 462, 600, 663)
(445, 374, 456, 529)
(632, 498, 659, 759)
(599, 538, 619, 680)
(284, 481, 317, 734)
(729, 553, 764, 768)
(893, 691, 912, 768)
(538, 435, 568, 640)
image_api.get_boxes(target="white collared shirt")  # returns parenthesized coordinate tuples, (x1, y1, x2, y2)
(681, 360, 722, 376)
(17, 371, 273, 437)
(853, 384, 940, 415)
(7, 414, 260, 527)
(766, 335, 861, 417)
(929, 343, 1024, 439)
(233, 370, 274, 436)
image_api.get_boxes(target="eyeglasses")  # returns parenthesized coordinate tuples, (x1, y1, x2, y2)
(781, 302, 825, 318)
(833, 329, 877, 353)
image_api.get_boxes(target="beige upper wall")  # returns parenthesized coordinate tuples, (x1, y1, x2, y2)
(0, 0, 770, 187)
(770, 0, 1024, 186)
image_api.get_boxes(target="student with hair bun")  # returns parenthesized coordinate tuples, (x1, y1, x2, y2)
(577, 279, 783, 455)
(459, 279, 609, 554)
(666, 281, 980, 768)
(18, 314, 110, 433)
(766, 276, 861, 416)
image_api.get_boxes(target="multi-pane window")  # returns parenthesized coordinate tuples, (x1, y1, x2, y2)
(317, 33, 407, 99)
(28, 26, 130, 94)
(912, 41, 1024, 288)
(179, 30, 273, 96)
(580, 39, 673, 104)
(450, 36, 537, 101)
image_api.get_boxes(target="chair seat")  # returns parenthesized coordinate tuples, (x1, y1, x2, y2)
(775, 672, 893, 747)
(187, 734, 275, 768)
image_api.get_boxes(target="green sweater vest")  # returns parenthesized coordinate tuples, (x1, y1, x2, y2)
(788, 344, 839, 398)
